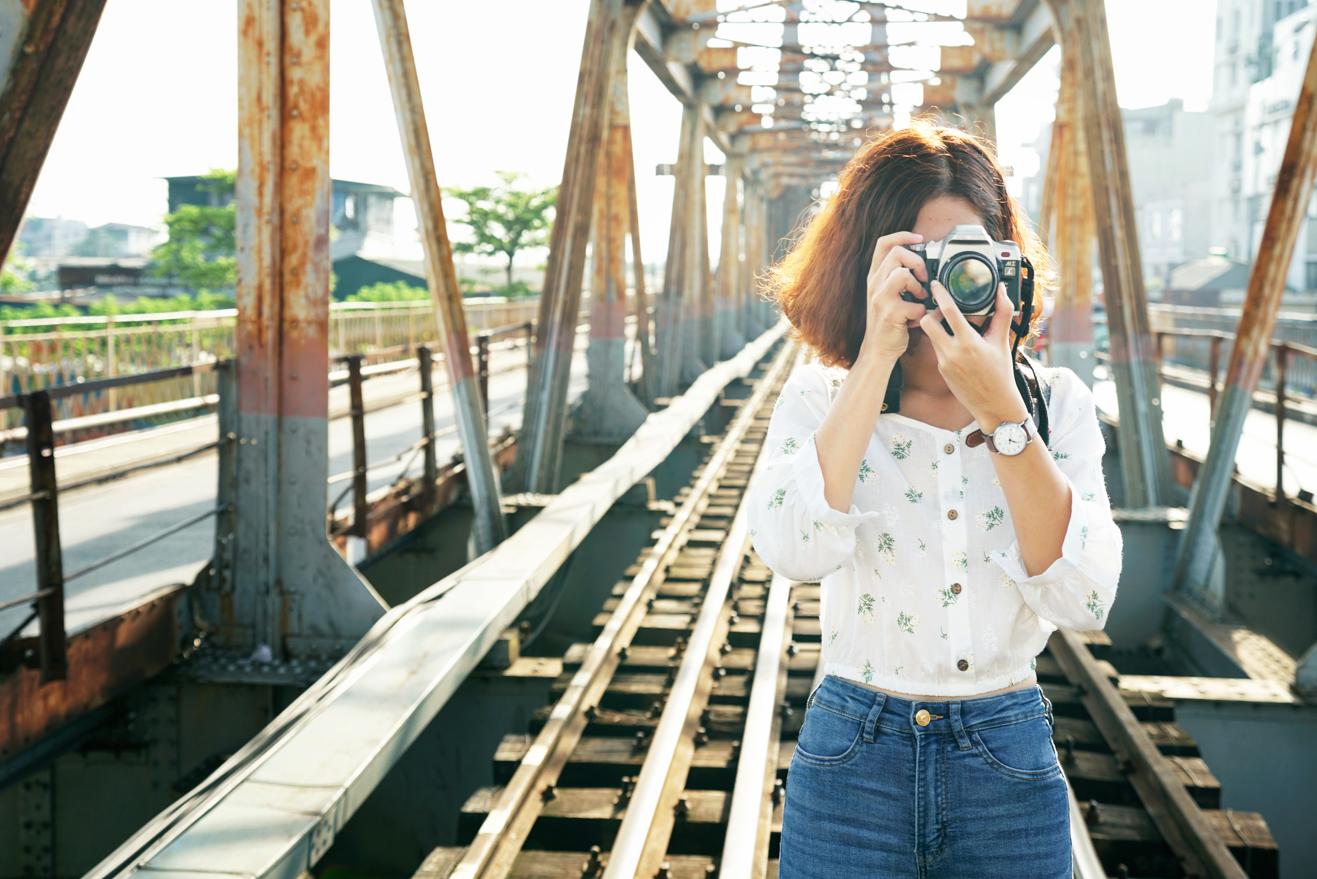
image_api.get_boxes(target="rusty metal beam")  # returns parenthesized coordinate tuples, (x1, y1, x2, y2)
(0, 0, 108, 265)
(574, 1, 650, 442)
(518, 0, 624, 493)
(657, 100, 697, 398)
(1044, 44, 1096, 385)
(1044, 0, 1169, 509)
(225, 0, 386, 659)
(628, 135, 656, 409)
(1173, 18, 1317, 614)
(718, 154, 748, 359)
(632, 0, 733, 156)
(372, 0, 506, 552)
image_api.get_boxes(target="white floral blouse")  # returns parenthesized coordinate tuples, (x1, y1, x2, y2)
(747, 359, 1122, 697)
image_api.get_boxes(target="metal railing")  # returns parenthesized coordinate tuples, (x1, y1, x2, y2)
(0, 299, 544, 431)
(1092, 325, 1317, 504)
(0, 361, 232, 683)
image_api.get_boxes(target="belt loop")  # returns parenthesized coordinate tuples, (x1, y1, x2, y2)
(950, 700, 971, 750)
(863, 692, 887, 743)
(1041, 686, 1054, 729)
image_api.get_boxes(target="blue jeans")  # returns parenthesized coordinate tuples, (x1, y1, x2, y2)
(779, 674, 1071, 879)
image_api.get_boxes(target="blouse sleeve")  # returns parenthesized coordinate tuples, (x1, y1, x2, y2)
(747, 364, 881, 582)
(992, 367, 1122, 631)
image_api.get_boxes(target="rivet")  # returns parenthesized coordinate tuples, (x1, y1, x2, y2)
(290, 107, 300, 118)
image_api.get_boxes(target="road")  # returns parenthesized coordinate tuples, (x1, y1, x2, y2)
(1092, 367, 1317, 500)
(0, 341, 595, 641)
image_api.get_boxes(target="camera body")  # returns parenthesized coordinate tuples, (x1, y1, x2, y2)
(901, 224, 1025, 317)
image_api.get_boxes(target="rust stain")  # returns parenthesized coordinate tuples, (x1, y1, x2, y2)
(0, 588, 183, 759)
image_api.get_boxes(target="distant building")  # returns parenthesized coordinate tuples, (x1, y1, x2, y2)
(1162, 257, 1252, 308)
(164, 176, 406, 261)
(1019, 99, 1213, 290)
(1210, 0, 1317, 298)
(17, 216, 90, 258)
(1122, 100, 1214, 287)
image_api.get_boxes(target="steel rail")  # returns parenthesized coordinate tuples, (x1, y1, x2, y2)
(719, 568, 794, 879)
(451, 336, 798, 879)
(453, 340, 795, 879)
(0, 588, 55, 613)
(84, 322, 789, 879)
(603, 343, 798, 879)
(1049, 627, 1249, 879)
(1067, 782, 1108, 879)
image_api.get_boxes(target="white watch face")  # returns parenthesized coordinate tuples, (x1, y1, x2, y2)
(993, 422, 1028, 456)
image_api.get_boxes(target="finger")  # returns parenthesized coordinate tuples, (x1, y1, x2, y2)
(929, 281, 973, 336)
(878, 265, 925, 303)
(868, 231, 923, 276)
(896, 301, 930, 324)
(877, 243, 932, 284)
(918, 310, 953, 352)
(984, 284, 1014, 345)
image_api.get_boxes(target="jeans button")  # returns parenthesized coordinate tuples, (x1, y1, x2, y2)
(915, 709, 931, 726)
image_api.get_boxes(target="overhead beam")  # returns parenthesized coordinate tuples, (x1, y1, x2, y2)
(0, 0, 109, 265)
(633, 0, 733, 155)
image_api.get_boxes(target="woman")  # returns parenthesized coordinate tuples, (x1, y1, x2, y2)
(747, 125, 1121, 878)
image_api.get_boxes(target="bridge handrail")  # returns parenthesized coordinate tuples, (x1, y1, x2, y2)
(0, 360, 227, 411)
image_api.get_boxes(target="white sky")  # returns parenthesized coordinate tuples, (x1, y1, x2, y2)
(25, 0, 1217, 267)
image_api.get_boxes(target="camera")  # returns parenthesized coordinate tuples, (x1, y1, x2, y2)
(901, 224, 1027, 317)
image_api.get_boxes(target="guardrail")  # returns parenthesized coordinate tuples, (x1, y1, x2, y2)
(0, 361, 230, 684)
(0, 299, 544, 431)
(1094, 328, 1317, 504)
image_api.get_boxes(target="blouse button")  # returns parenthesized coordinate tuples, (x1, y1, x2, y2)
(957, 659, 970, 671)
(943, 443, 955, 454)
(951, 583, 962, 595)
(947, 509, 958, 520)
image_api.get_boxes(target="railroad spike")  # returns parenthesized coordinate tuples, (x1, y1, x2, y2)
(582, 845, 603, 876)
(714, 666, 727, 679)
(648, 700, 664, 718)
(633, 730, 648, 751)
(1064, 735, 1075, 763)
(696, 726, 709, 745)
(772, 778, 785, 804)
(720, 639, 732, 655)
(657, 861, 672, 879)
(787, 642, 799, 657)
(584, 704, 599, 720)
(1115, 865, 1129, 879)
(1085, 799, 1101, 825)
(779, 702, 794, 720)
(541, 783, 557, 801)
(674, 793, 690, 818)
(619, 645, 630, 661)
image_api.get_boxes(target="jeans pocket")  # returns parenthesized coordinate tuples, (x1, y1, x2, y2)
(793, 701, 864, 767)
(970, 715, 1062, 780)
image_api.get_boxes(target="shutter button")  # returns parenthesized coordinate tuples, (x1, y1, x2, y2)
(915, 709, 931, 726)
(957, 659, 969, 671)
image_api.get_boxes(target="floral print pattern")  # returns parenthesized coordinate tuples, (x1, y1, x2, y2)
(891, 434, 913, 459)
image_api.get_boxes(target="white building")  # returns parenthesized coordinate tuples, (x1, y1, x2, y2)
(1210, 0, 1317, 301)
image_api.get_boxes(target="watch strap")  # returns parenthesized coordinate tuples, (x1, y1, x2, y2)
(966, 415, 1034, 453)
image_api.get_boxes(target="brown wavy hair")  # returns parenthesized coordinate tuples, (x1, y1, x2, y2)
(766, 124, 1052, 369)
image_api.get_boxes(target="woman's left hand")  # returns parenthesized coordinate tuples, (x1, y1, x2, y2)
(919, 281, 1029, 429)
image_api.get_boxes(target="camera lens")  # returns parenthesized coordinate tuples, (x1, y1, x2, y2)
(942, 255, 996, 313)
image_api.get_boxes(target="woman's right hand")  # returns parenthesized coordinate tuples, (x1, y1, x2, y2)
(856, 231, 935, 368)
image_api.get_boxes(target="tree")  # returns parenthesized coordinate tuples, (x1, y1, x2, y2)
(150, 168, 236, 291)
(444, 171, 556, 294)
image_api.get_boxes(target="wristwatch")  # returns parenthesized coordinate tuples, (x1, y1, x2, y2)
(983, 414, 1036, 456)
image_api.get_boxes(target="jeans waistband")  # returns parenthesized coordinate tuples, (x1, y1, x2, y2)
(808, 673, 1053, 749)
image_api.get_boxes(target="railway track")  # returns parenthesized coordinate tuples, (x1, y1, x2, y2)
(411, 339, 1279, 879)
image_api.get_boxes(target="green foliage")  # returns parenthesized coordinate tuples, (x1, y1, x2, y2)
(150, 167, 237, 290)
(444, 171, 556, 290)
(0, 302, 79, 325)
(1, 241, 34, 294)
(347, 280, 428, 303)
